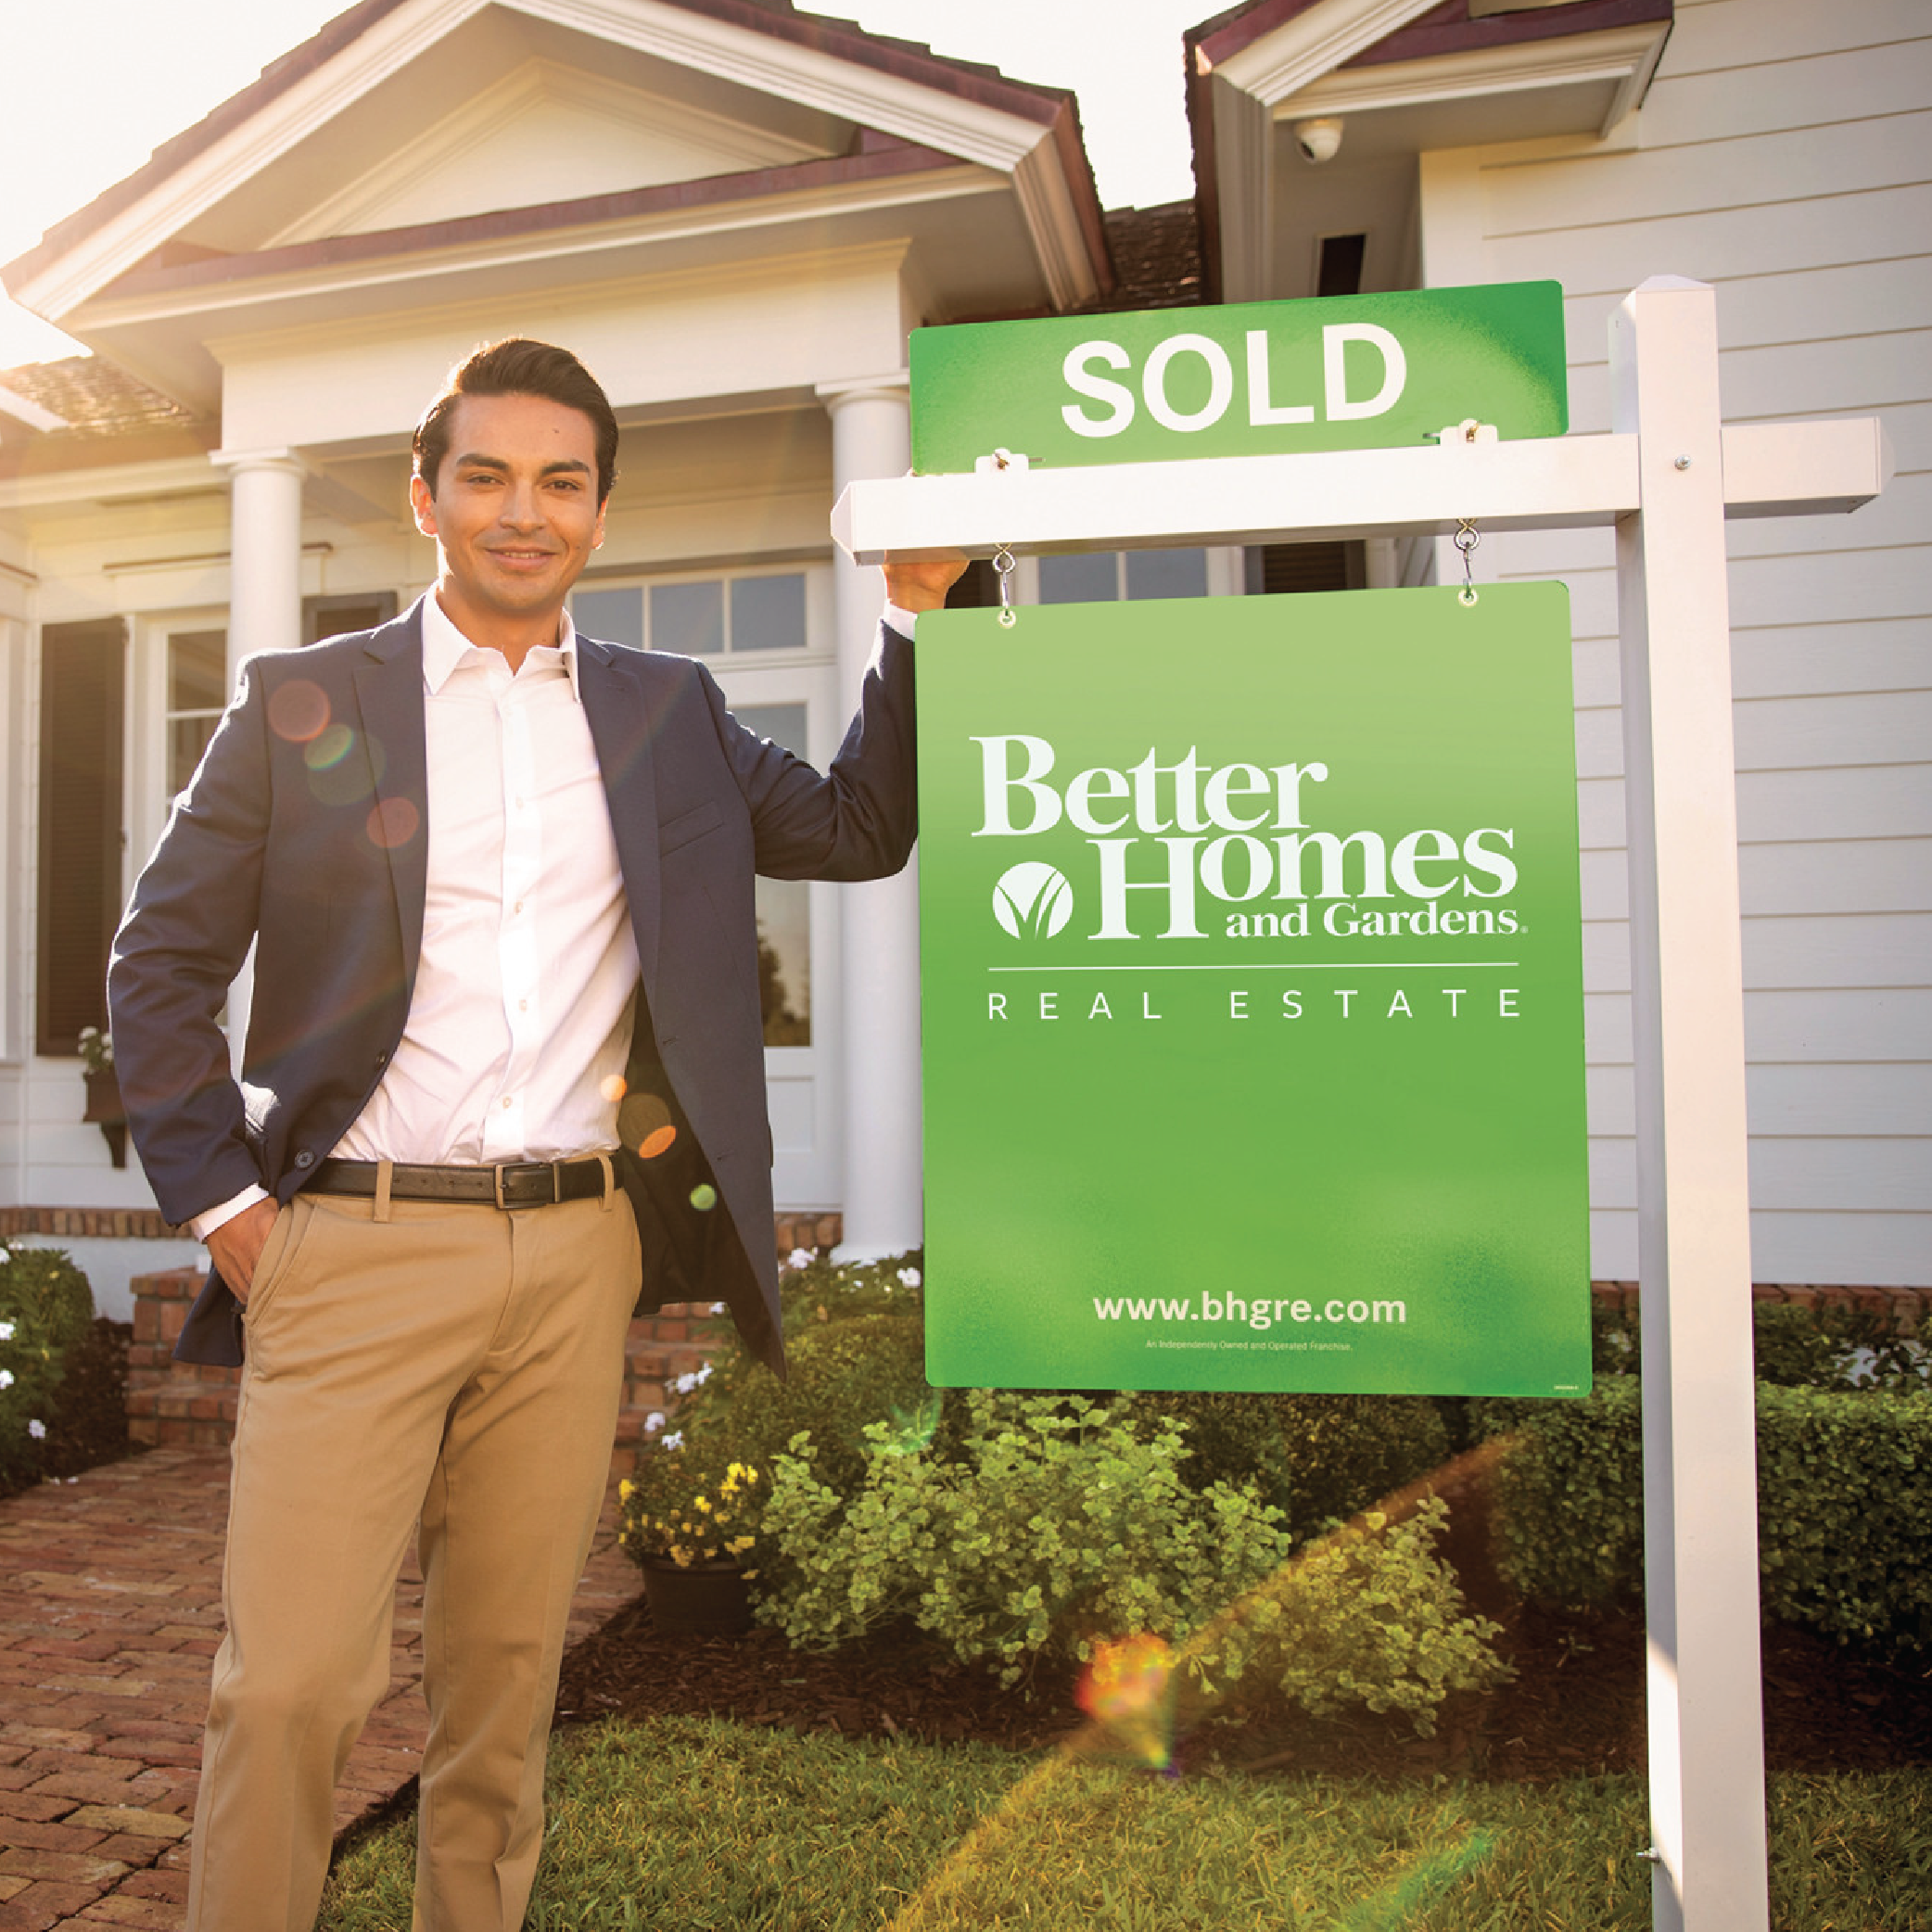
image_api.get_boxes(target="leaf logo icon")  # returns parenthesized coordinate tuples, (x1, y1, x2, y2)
(993, 861, 1074, 939)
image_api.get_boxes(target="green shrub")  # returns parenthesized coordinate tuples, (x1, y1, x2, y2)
(1272, 1393, 1452, 1543)
(1486, 1376, 1932, 1654)
(1128, 1390, 1296, 1515)
(773, 1248, 925, 1332)
(681, 1313, 934, 1498)
(1484, 1376, 1645, 1612)
(1589, 1295, 1924, 1392)
(1242, 1499, 1509, 1736)
(1130, 1391, 1452, 1543)
(758, 1391, 1293, 1688)
(1757, 1385, 1932, 1650)
(0, 1246, 95, 1493)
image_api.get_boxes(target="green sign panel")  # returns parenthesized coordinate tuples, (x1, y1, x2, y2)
(917, 584, 1590, 1396)
(909, 282, 1568, 474)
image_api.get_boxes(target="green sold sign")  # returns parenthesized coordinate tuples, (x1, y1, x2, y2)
(917, 584, 1591, 1395)
(909, 282, 1568, 473)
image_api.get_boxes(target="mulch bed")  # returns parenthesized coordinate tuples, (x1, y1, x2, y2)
(555, 1468, 1932, 1783)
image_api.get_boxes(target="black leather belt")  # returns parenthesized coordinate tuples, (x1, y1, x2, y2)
(309, 1156, 611, 1209)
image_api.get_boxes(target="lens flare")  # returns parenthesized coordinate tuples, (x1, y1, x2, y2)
(303, 722, 354, 771)
(688, 1183, 718, 1212)
(365, 798, 419, 849)
(876, 1392, 943, 1455)
(1074, 1633, 1177, 1768)
(268, 679, 330, 744)
(599, 1074, 628, 1104)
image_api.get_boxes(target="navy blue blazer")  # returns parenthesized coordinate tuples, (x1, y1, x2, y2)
(107, 599, 917, 1374)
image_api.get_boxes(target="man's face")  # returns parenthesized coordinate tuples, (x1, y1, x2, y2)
(410, 391, 606, 625)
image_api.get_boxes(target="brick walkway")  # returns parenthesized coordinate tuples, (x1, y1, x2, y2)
(0, 1450, 639, 1930)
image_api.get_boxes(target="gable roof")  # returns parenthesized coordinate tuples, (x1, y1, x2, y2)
(5, 0, 1110, 324)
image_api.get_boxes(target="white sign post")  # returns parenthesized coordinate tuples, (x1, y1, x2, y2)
(833, 275, 1891, 1929)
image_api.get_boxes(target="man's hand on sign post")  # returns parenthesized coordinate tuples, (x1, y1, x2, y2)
(883, 553, 969, 614)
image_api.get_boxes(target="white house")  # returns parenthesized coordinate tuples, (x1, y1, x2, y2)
(0, 0, 1924, 1318)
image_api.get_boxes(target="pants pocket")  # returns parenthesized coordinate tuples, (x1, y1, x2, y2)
(240, 1197, 315, 1328)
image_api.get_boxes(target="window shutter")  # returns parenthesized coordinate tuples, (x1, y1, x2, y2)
(38, 620, 125, 1055)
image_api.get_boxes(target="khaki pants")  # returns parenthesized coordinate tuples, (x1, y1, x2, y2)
(186, 1185, 641, 1932)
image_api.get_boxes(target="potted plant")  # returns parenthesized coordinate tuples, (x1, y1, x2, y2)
(616, 1435, 763, 1634)
(77, 1028, 126, 1168)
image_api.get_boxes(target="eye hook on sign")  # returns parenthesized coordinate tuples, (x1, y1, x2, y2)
(1454, 518, 1481, 606)
(993, 545, 1018, 628)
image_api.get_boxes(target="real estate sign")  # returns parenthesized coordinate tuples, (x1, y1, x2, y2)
(917, 584, 1591, 1395)
(909, 282, 1568, 474)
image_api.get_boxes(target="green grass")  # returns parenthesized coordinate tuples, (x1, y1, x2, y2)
(320, 1716, 1932, 1931)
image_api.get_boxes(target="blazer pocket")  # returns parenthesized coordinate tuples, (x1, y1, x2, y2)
(659, 799, 723, 856)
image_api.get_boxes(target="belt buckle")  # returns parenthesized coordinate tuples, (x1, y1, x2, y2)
(492, 1161, 563, 1210)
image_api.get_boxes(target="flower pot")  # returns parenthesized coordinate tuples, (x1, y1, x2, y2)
(82, 1067, 127, 1168)
(639, 1557, 752, 1636)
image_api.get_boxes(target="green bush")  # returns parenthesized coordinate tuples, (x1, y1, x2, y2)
(773, 1248, 925, 1332)
(681, 1312, 935, 1498)
(1127, 1390, 1296, 1515)
(0, 1246, 95, 1493)
(756, 1390, 1506, 1731)
(1757, 1385, 1932, 1650)
(1485, 1376, 1932, 1654)
(1590, 1295, 1925, 1392)
(758, 1391, 1293, 1687)
(1484, 1376, 1645, 1612)
(1273, 1393, 1453, 1543)
(1242, 1498, 1509, 1736)
(1129, 1391, 1452, 1542)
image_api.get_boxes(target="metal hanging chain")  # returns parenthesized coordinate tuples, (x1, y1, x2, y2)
(1454, 518, 1481, 606)
(993, 545, 1018, 628)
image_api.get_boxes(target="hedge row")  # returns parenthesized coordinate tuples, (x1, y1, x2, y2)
(1484, 1376, 1932, 1654)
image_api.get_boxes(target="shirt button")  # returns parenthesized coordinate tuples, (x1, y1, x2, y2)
(294, 1150, 315, 1169)
(518, 999, 527, 1011)
(502, 1098, 513, 1110)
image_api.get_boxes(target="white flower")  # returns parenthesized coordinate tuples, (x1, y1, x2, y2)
(0, 1369, 13, 1391)
(643, 1411, 667, 1435)
(785, 1247, 814, 1271)
(694, 1362, 713, 1385)
(27, 1419, 45, 1441)
(898, 1267, 922, 1289)
(0, 1249, 10, 1266)
(709, 1302, 725, 1315)
(0, 1320, 14, 1341)
(662, 1430, 684, 1451)
(671, 1372, 696, 1395)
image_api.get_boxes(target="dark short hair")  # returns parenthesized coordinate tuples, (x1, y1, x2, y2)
(413, 338, 619, 502)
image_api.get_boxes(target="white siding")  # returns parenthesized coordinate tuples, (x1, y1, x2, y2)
(1429, 0, 1932, 1285)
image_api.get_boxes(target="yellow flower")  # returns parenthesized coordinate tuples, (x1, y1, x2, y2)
(618, 1479, 634, 1500)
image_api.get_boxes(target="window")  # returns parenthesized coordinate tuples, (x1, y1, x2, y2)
(305, 591, 399, 645)
(1038, 549, 1210, 604)
(735, 703, 811, 1048)
(572, 571, 808, 656)
(164, 628, 226, 803)
(38, 620, 125, 1054)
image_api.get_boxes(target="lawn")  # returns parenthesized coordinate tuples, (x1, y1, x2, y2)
(320, 1714, 1931, 1930)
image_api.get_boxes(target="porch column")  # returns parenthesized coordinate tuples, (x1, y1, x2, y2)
(818, 377, 921, 1259)
(211, 449, 306, 1072)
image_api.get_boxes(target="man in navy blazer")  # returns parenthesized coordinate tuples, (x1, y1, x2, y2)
(108, 337, 961, 1929)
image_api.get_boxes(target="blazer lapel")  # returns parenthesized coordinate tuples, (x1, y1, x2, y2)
(351, 607, 431, 996)
(578, 639, 662, 995)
